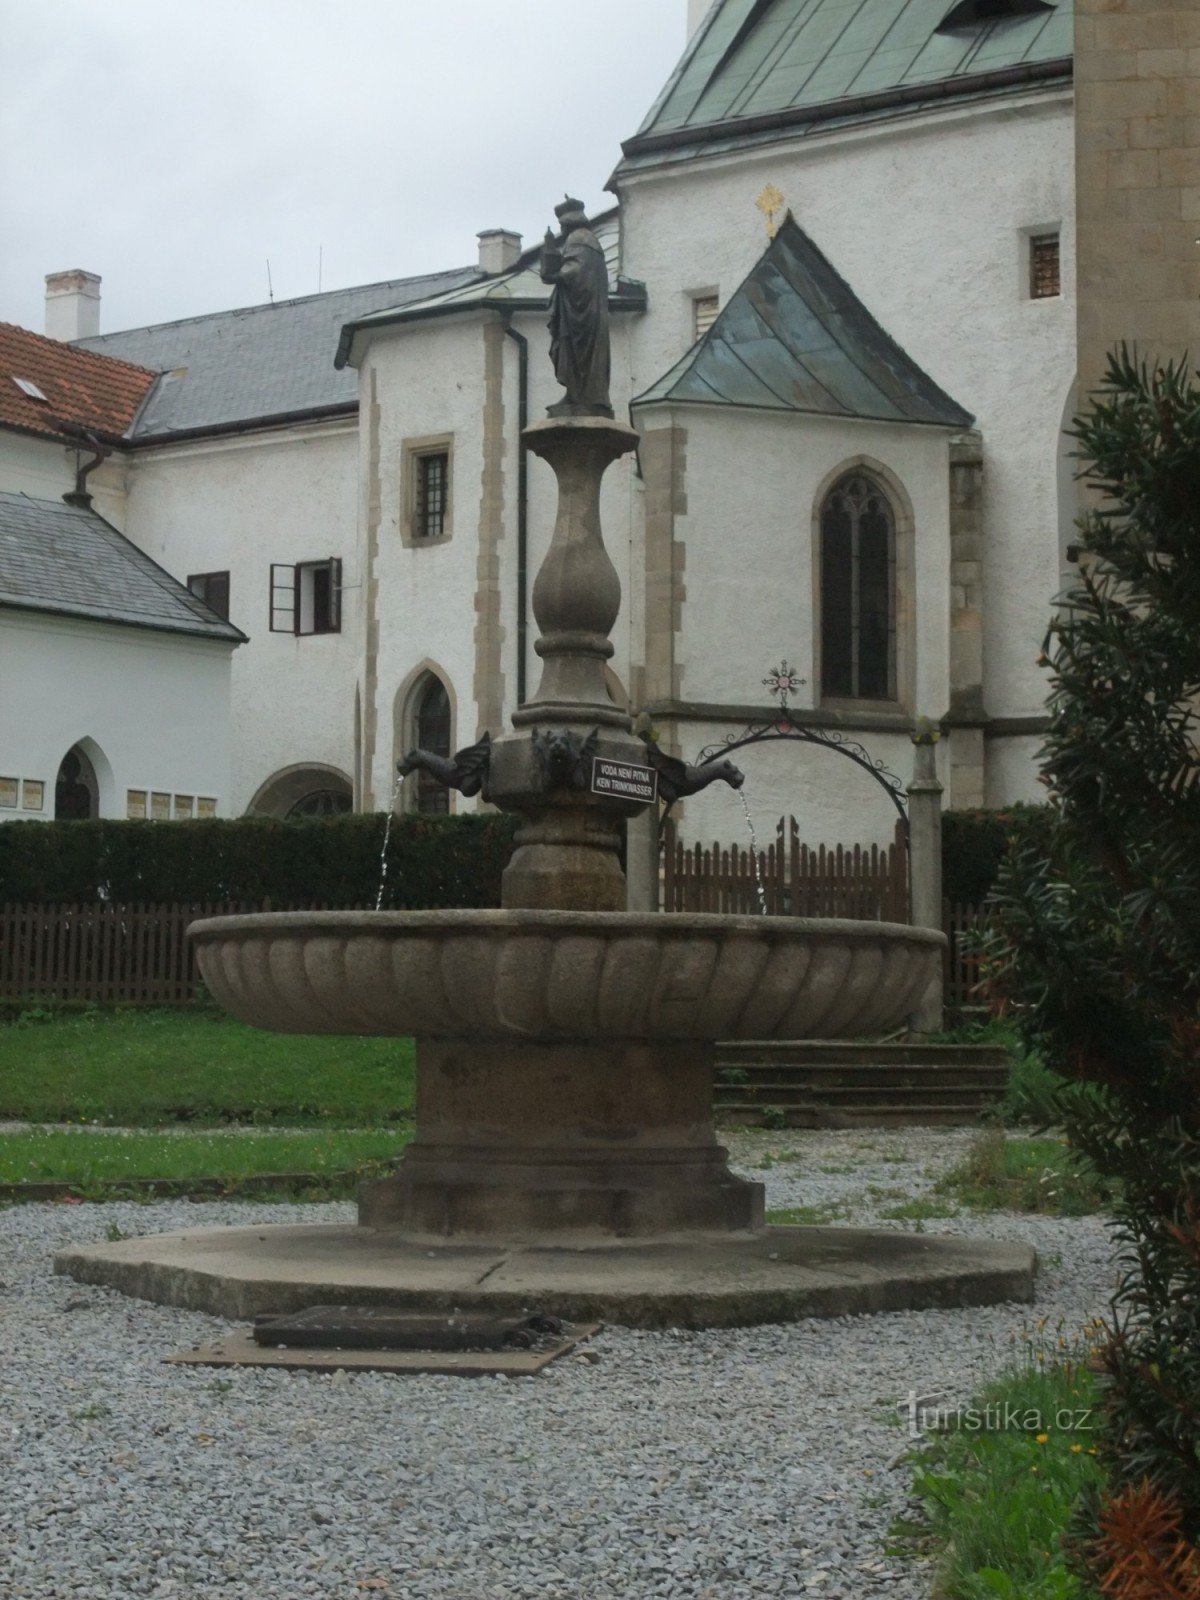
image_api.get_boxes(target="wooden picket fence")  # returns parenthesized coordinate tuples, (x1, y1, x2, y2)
(0, 890, 990, 1012)
(0, 901, 361, 1006)
(662, 816, 910, 922)
(944, 899, 987, 1015)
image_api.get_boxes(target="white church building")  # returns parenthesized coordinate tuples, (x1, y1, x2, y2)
(5, 0, 1078, 848)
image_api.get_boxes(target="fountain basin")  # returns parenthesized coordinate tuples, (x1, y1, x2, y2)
(188, 911, 943, 1242)
(189, 910, 942, 1042)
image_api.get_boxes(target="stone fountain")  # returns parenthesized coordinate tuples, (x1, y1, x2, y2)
(56, 199, 1033, 1327)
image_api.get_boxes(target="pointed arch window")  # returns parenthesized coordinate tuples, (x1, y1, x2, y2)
(820, 473, 897, 701)
(413, 675, 451, 815)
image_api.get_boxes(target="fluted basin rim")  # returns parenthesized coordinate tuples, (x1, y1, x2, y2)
(189, 909, 945, 944)
(189, 909, 944, 1042)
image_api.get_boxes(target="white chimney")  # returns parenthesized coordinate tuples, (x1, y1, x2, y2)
(477, 230, 523, 275)
(45, 270, 101, 341)
(688, 0, 716, 39)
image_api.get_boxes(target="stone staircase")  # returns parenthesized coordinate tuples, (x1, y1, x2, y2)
(714, 1040, 1009, 1128)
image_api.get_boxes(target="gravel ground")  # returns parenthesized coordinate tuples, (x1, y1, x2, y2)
(0, 1127, 1116, 1600)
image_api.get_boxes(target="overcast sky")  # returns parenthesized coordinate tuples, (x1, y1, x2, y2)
(0, 0, 687, 336)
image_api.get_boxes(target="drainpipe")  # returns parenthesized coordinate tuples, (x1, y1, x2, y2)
(58, 426, 108, 509)
(498, 313, 529, 706)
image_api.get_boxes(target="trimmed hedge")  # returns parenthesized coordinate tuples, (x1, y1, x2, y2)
(942, 804, 1052, 906)
(1, 806, 1047, 910)
(0, 812, 519, 907)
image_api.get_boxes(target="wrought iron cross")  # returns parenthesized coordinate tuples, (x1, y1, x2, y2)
(762, 659, 806, 710)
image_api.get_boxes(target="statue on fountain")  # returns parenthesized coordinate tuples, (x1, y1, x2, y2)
(539, 197, 612, 418)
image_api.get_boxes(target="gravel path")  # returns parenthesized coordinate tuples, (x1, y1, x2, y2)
(0, 1128, 1116, 1600)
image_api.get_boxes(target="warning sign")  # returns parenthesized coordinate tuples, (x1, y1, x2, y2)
(590, 757, 658, 804)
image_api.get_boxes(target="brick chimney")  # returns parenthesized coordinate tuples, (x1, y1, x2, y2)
(477, 230, 523, 275)
(45, 270, 101, 340)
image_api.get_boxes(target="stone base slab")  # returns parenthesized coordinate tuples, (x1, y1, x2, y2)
(164, 1324, 601, 1378)
(56, 1224, 1036, 1329)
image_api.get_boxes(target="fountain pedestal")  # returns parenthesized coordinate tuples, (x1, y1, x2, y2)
(359, 1039, 762, 1238)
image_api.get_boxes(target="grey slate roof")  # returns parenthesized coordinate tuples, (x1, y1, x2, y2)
(77, 268, 481, 441)
(336, 213, 645, 367)
(0, 492, 246, 643)
(632, 214, 973, 429)
(619, 0, 1072, 170)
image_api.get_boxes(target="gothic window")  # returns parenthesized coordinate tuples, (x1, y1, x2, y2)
(820, 473, 897, 701)
(54, 746, 98, 820)
(413, 675, 451, 815)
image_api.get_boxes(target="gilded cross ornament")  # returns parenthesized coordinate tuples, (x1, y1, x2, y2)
(755, 184, 785, 238)
(763, 660, 806, 710)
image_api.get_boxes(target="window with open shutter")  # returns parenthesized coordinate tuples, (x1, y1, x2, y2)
(270, 560, 342, 635)
(269, 564, 297, 633)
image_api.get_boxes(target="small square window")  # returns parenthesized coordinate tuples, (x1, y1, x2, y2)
(187, 570, 230, 620)
(416, 452, 449, 540)
(692, 294, 719, 342)
(401, 435, 454, 546)
(1029, 233, 1061, 299)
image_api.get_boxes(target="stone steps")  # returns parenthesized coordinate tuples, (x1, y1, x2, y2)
(714, 1040, 1008, 1128)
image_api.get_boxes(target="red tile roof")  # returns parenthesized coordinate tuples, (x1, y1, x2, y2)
(0, 321, 157, 444)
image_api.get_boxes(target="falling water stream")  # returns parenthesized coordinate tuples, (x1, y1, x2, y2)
(374, 774, 404, 911)
(737, 788, 769, 916)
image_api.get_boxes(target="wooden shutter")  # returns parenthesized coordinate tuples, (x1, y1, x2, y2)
(269, 564, 297, 633)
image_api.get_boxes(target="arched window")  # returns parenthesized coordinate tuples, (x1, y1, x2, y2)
(55, 745, 98, 820)
(820, 473, 897, 701)
(248, 764, 353, 818)
(412, 674, 451, 815)
(287, 788, 352, 818)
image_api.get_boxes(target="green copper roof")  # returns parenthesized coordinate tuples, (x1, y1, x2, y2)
(621, 0, 1072, 165)
(632, 214, 972, 429)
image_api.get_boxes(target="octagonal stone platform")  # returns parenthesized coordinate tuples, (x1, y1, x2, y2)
(55, 1224, 1036, 1330)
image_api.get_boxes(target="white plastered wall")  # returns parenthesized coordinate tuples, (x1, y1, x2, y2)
(120, 422, 360, 814)
(617, 91, 1076, 781)
(0, 430, 129, 529)
(0, 610, 234, 821)
(645, 403, 953, 845)
(355, 306, 641, 811)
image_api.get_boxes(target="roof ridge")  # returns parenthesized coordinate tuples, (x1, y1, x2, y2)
(82, 264, 483, 344)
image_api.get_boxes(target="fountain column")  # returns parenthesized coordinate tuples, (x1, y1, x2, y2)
(485, 417, 646, 912)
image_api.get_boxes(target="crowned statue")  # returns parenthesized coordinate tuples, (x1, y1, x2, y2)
(539, 197, 612, 417)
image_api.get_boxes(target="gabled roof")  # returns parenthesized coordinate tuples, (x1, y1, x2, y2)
(77, 267, 482, 443)
(0, 491, 245, 643)
(335, 212, 646, 367)
(632, 214, 972, 429)
(0, 322, 157, 446)
(619, 0, 1072, 171)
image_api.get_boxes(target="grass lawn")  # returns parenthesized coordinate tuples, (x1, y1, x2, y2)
(0, 1126, 408, 1188)
(0, 1008, 415, 1127)
(937, 1128, 1115, 1217)
(902, 1358, 1105, 1599)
